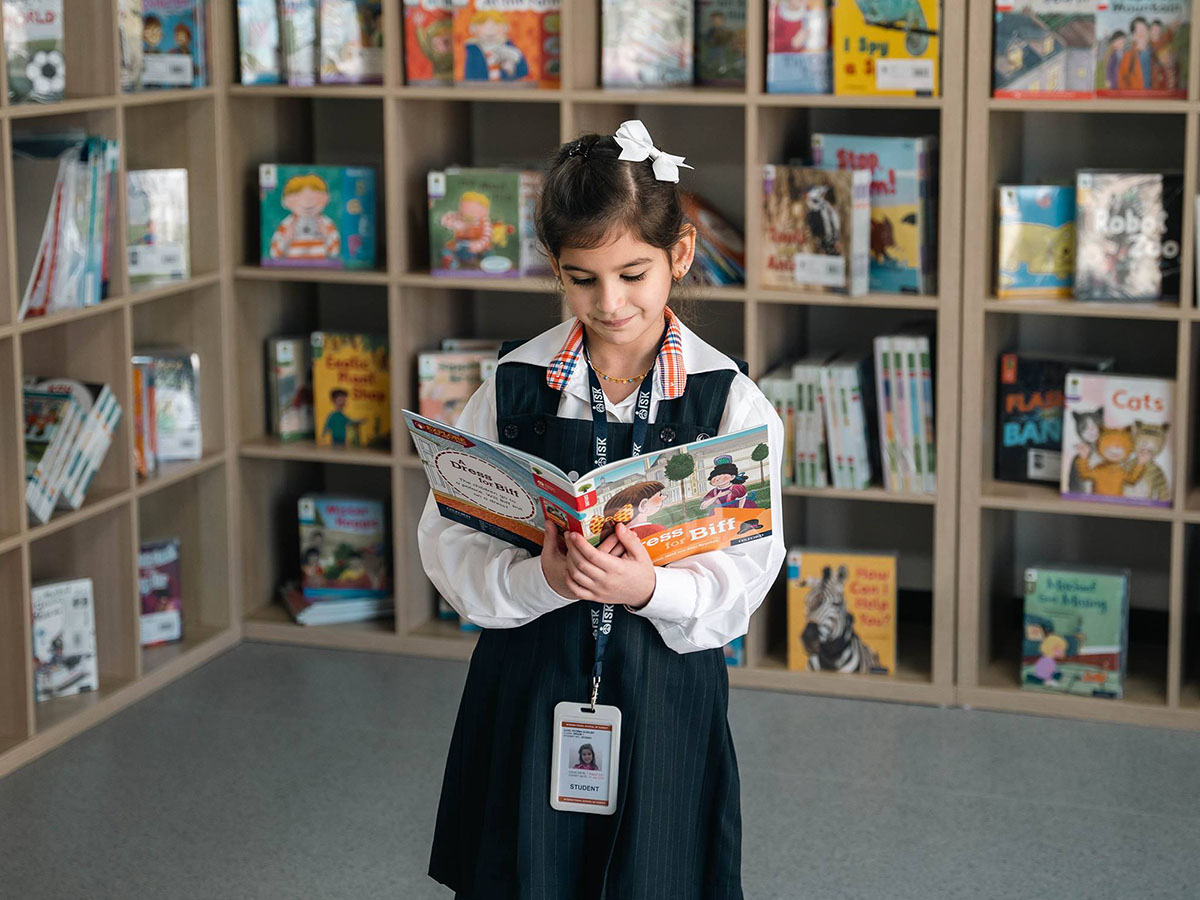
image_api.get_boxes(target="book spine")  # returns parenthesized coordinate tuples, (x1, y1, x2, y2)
(811, 369, 828, 488)
(918, 337, 936, 492)
(890, 344, 911, 492)
(900, 338, 925, 491)
(28, 400, 80, 523)
(873, 337, 894, 491)
(794, 370, 811, 488)
(819, 365, 842, 488)
(851, 170, 870, 296)
(70, 397, 121, 509)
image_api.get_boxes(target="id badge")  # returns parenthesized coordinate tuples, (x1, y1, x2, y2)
(550, 701, 622, 815)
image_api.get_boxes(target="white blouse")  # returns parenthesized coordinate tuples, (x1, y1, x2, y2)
(416, 318, 787, 654)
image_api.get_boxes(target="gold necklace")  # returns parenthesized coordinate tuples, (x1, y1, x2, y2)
(584, 348, 653, 384)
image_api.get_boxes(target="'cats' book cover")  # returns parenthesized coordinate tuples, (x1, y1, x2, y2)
(1060, 371, 1173, 507)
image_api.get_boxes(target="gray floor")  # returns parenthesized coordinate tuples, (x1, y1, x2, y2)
(1, 644, 1198, 900)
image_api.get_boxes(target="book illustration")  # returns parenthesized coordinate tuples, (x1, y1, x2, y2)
(320, 0, 384, 84)
(4, 0, 65, 103)
(766, 0, 830, 94)
(260, 164, 376, 269)
(996, 184, 1075, 298)
(418, 350, 493, 427)
(237, 0, 281, 84)
(311, 331, 390, 449)
(1022, 566, 1129, 699)
(833, 0, 939, 97)
(405, 410, 773, 566)
(120, 0, 145, 90)
(139, 538, 183, 646)
(786, 549, 897, 674)
(452, 0, 560, 89)
(281, 0, 318, 84)
(601, 0, 693, 88)
(696, 0, 745, 87)
(427, 168, 547, 277)
(141, 0, 203, 88)
(267, 336, 314, 441)
(126, 168, 190, 288)
(1074, 171, 1182, 302)
(1060, 372, 1173, 507)
(1095, 1, 1188, 98)
(992, 3, 1095, 99)
(404, 0, 454, 85)
(32, 578, 99, 702)
(299, 495, 391, 600)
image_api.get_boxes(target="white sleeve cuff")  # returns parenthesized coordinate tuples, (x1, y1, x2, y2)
(508, 554, 577, 615)
(629, 565, 697, 625)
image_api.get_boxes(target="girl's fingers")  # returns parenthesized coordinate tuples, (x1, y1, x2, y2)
(567, 553, 606, 585)
(568, 533, 617, 571)
(566, 575, 595, 601)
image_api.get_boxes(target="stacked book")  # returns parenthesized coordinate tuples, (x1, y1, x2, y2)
(15, 134, 119, 320)
(237, 0, 384, 86)
(132, 347, 203, 479)
(24, 377, 123, 525)
(681, 193, 745, 287)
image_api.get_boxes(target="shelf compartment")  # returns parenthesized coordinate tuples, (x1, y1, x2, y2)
(0, 548, 31, 746)
(0, 337, 21, 541)
(243, 602, 399, 652)
(756, 289, 939, 310)
(978, 480, 1175, 523)
(136, 452, 226, 497)
(235, 265, 390, 285)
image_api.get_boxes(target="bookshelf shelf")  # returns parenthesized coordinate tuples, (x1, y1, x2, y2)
(781, 485, 936, 505)
(397, 86, 563, 103)
(24, 489, 130, 543)
(141, 624, 226, 678)
(5, 97, 118, 119)
(33, 676, 136, 736)
(228, 84, 387, 100)
(235, 265, 391, 286)
(398, 272, 556, 293)
(126, 273, 223, 306)
(571, 87, 748, 107)
(121, 87, 218, 107)
(982, 299, 1184, 321)
(987, 97, 1192, 114)
(755, 288, 940, 310)
(977, 481, 1176, 523)
(16, 302, 126, 334)
(239, 437, 394, 468)
(754, 93, 943, 110)
(136, 453, 226, 498)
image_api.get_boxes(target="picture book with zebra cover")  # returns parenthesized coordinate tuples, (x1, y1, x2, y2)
(786, 548, 896, 675)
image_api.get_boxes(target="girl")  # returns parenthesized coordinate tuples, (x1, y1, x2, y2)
(418, 121, 785, 900)
(591, 481, 668, 542)
(573, 743, 600, 771)
(699, 455, 759, 516)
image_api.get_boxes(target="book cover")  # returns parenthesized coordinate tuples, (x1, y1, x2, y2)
(696, 0, 745, 87)
(133, 361, 155, 478)
(1074, 170, 1182, 302)
(1022, 565, 1129, 698)
(1095, 0, 1188, 98)
(280, 581, 393, 624)
(319, 0, 384, 84)
(141, 0, 205, 88)
(681, 192, 745, 286)
(4, 0, 64, 103)
(792, 355, 830, 488)
(427, 168, 547, 277)
(601, 0, 692, 88)
(996, 184, 1076, 298)
(766, 0, 830, 93)
(311, 331, 390, 449)
(993, 2, 1096, 99)
(1060, 371, 1173, 507)
(452, 0, 561, 89)
(995, 352, 1113, 485)
(758, 367, 798, 485)
(418, 350, 490, 427)
(23, 389, 77, 523)
(133, 348, 202, 462)
(139, 538, 183, 646)
(405, 409, 774, 565)
(761, 164, 870, 295)
(267, 335, 315, 442)
(237, 0, 281, 84)
(812, 133, 936, 294)
(120, 0, 145, 90)
(28, 377, 119, 512)
(299, 495, 391, 600)
(723, 635, 745, 667)
(833, 0, 939, 97)
(126, 168, 190, 289)
(404, 0, 454, 85)
(32, 578, 98, 702)
(786, 548, 897, 674)
(260, 164, 377, 269)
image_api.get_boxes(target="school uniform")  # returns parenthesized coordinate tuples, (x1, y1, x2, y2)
(419, 311, 786, 900)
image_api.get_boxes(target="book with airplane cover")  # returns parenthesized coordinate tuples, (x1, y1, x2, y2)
(1095, 0, 1188, 98)
(766, 0, 830, 93)
(992, 2, 1096, 100)
(32, 577, 98, 702)
(139, 538, 183, 646)
(311, 331, 390, 449)
(696, 0, 745, 87)
(404, 0, 454, 85)
(996, 184, 1076, 299)
(299, 495, 391, 600)
(405, 410, 774, 564)
(4, 0, 65, 103)
(833, 0, 939, 97)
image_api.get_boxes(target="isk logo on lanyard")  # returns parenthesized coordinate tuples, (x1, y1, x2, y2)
(590, 604, 614, 639)
(591, 383, 608, 466)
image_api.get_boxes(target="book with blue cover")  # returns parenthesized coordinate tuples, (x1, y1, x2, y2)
(996, 184, 1076, 299)
(260, 164, 377, 269)
(766, 0, 830, 93)
(141, 0, 208, 89)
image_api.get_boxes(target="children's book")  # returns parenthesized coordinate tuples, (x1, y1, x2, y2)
(766, 0, 830, 93)
(311, 332, 390, 449)
(791, 355, 830, 489)
(1022, 565, 1129, 699)
(120, 0, 145, 90)
(32, 578, 98, 702)
(1060, 371, 1173, 507)
(319, 0, 384, 84)
(601, 0, 692, 88)
(280, 0, 318, 85)
(996, 184, 1076, 298)
(995, 352, 1113, 485)
(452, 0, 561, 89)
(139, 538, 183, 646)
(141, 0, 206, 88)
(133, 347, 202, 462)
(418, 350, 493, 427)
(993, 2, 1096, 99)
(758, 367, 798, 485)
(280, 582, 394, 624)
(126, 168, 190, 289)
(696, 0, 745, 87)
(761, 164, 870, 295)
(29, 377, 122, 513)
(406, 410, 774, 564)
(833, 0, 939, 97)
(786, 548, 897, 674)
(1095, 0, 1188, 98)
(133, 360, 155, 478)
(266, 335, 315, 442)
(427, 168, 547, 277)
(1074, 170, 1182, 302)
(4, 0, 64, 103)
(298, 495, 391, 600)
(260, 164, 376, 269)
(812, 133, 937, 294)
(23, 388, 78, 524)
(404, 0, 454, 85)
(680, 192, 745, 286)
(237, 0, 281, 84)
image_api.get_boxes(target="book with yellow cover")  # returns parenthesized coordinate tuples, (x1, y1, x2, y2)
(786, 547, 897, 674)
(311, 331, 390, 449)
(832, 0, 939, 97)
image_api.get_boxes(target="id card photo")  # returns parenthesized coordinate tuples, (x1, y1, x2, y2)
(550, 702, 621, 814)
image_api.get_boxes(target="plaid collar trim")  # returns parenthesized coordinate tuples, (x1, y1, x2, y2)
(545, 309, 687, 400)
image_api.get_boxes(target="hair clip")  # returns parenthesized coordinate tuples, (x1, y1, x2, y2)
(567, 140, 591, 160)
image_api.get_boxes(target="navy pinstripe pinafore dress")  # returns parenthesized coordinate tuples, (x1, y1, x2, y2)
(428, 351, 746, 900)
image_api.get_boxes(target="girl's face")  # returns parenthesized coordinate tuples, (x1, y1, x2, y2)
(580, 747, 593, 764)
(552, 227, 695, 349)
(639, 493, 665, 516)
(711, 473, 733, 488)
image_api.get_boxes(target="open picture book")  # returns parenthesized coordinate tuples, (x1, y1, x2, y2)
(404, 410, 774, 566)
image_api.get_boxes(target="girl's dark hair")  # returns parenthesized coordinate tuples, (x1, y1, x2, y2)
(707, 462, 747, 484)
(536, 133, 687, 259)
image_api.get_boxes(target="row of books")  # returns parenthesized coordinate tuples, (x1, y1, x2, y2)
(24, 377, 123, 525)
(602, 0, 745, 89)
(996, 175, 1181, 304)
(681, 193, 746, 287)
(760, 332, 936, 495)
(237, 0, 383, 86)
(260, 164, 377, 270)
(762, 133, 938, 297)
(133, 347, 203, 479)
(993, 1, 1189, 100)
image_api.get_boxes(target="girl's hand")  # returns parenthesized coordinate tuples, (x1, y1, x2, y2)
(564, 524, 655, 609)
(540, 520, 576, 600)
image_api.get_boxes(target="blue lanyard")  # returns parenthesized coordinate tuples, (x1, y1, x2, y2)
(584, 346, 656, 709)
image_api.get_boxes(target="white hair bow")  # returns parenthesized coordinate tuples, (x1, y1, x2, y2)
(612, 120, 693, 184)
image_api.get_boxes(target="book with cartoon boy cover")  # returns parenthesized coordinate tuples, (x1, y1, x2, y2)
(141, 0, 207, 89)
(299, 494, 391, 599)
(405, 409, 773, 565)
(452, 0, 561, 89)
(312, 331, 390, 449)
(260, 164, 377, 269)
(1022, 565, 1129, 699)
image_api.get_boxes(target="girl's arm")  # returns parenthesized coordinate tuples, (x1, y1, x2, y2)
(417, 378, 576, 628)
(629, 374, 787, 653)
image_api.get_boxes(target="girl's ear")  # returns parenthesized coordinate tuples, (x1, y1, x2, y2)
(671, 224, 697, 282)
